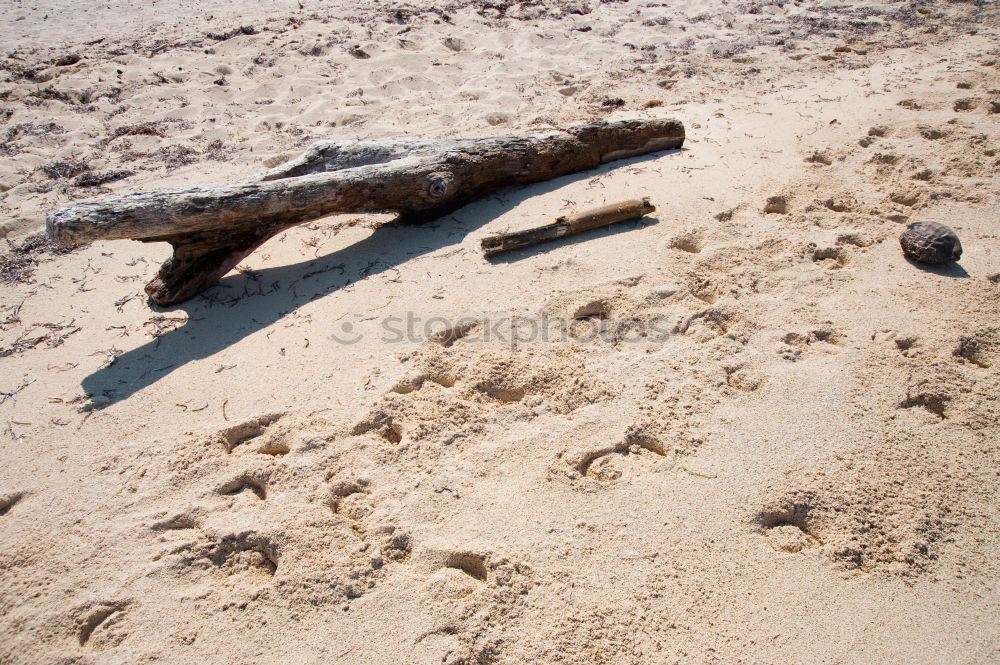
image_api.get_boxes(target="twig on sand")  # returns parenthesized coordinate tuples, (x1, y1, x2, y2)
(481, 198, 656, 257)
(679, 466, 717, 479)
(1, 379, 35, 406)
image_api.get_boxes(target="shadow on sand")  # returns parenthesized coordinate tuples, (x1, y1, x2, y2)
(82, 149, 680, 406)
(904, 257, 970, 279)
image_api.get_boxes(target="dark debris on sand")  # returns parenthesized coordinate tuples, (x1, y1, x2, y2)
(0, 233, 79, 285)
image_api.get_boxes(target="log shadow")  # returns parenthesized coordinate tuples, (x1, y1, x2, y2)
(80, 149, 681, 406)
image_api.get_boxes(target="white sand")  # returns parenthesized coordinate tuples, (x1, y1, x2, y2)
(1, 1, 999, 663)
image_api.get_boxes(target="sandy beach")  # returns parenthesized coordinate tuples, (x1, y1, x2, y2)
(1, 1, 999, 663)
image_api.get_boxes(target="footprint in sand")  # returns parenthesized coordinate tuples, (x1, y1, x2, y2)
(686, 275, 721, 304)
(778, 327, 847, 360)
(669, 229, 705, 254)
(0, 491, 25, 517)
(429, 319, 481, 348)
(835, 231, 874, 248)
(389, 371, 456, 394)
(673, 306, 740, 342)
(808, 244, 852, 269)
(216, 472, 268, 501)
(725, 365, 765, 392)
(352, 409, 404, 444)
(757, 503, 821, 554)
(418, 547, 531, 599)
(171, 531, 280, 583)
(562, 432, 667, 482)
(422, 550, 492, 600)
(955, 327, 1000, 368)
(214, 412, 289, 456)
(150, 509, 202, 531)
(327, 475, 413, 567)
(328, 477, 375, 538)
(898, 390, 950, 421)
(822, 195, 859, 213)
(872, 330, 921, 358)
(75, 601, 130, 651)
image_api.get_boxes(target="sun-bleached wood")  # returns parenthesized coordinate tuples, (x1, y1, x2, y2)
(481, 198, 656, 257)
(47, 118, 684, 305)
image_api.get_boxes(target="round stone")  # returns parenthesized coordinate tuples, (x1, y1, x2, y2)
(900, 221, 962, 264)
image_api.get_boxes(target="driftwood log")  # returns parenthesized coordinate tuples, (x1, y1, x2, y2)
(481, 198, 655, 257)
(47, 118, 684, 305)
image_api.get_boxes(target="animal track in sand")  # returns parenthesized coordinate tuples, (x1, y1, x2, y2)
(872, 330, 921, 357)
(76, 601, 129, 650)
(0, 491, 24, 517)
(328, 478, 374, 524)
(380, 530, 413, 564)
(954, 327, 999, 368)
(151, 512, 199, 531)
(474, 381, 526, 403)
(351, 409, 404, 444)
(869, 151, 901, 165)
(835, 232, 873, 248)
(216, 412, 289, 455)
(725, 365, 764, 392)
(430, 319, 481, 348)
(572, 299, 610, 322)
(565, 433, 667, 482)
(532, 274, 688, 347)
(687, 275, 721, 304)
(953, 97, 978, 112)
(810, 244, 851, 268)
(778, 329, 846, 361)
(889, 189, 922, 207)
(805, 150, 834, 166)
(216, 473, 268, 500)
(357, 340, 614, 449)
(177, 532, 280, 580)
(919, 125, 951, 140)
(759, 481, 953, 575)
(390, 371, 456, 394)
(446, 551, 489, 582)
(898, 391, 949, 420)
(895, 336, 921, 358)
(673, 306, 739, 342)
(420, 547, 532, 603)
(758, 502, 821, 553)
(567, 298, 634, 340)
(669, 230, 704, 254)
(823, 196, 857, 213)
(419, 549, 534, 662)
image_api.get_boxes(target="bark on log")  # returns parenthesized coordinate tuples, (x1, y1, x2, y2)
(46, 118, 684, 305)
(481, 198, 656, 256)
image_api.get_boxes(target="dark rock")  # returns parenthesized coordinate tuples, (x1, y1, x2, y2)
(900, 221, 962, 264)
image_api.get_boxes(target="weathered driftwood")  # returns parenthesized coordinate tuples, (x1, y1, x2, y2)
(47, 119, 684, 305)
(481, 198, 655, 256)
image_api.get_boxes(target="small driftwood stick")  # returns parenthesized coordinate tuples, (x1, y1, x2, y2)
(47, 119, 683, 305)
(481, 198, 655, 256)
